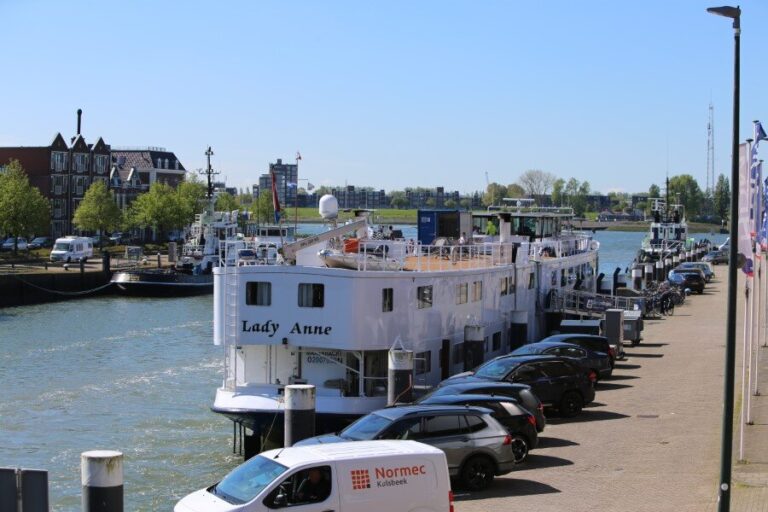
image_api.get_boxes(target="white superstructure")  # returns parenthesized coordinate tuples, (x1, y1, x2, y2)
(211, 202, 599, 448)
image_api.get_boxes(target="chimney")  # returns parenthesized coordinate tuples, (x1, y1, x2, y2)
(77, 108, 82, 135)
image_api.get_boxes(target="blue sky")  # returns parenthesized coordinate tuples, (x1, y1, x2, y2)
(1, 0, 766, 195)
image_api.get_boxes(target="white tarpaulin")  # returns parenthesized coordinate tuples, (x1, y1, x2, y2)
(738, 142, 754, 276)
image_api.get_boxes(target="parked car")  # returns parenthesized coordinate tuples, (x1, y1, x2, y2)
(668, 268, 706, 293)
(509, 341, 612, 380)
(422, 381, 546, 433)
(27, 236, 53, 249)
(1, 237, 28, 251)
(536, 333, 617, 368)
(295, 404, 518, 490)
(442, 355, 596, 417)
(415, 394, 538, 463)
(702, 250, 728, 265)
(678, 261, 715, 282)
(109, 232, 127, 245)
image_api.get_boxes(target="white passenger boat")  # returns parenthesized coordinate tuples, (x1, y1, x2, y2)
(636, 197, 692, 263)
(210, 196, 600, 450)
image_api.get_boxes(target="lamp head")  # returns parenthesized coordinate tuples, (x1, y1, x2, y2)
(707, 5, 741, 28)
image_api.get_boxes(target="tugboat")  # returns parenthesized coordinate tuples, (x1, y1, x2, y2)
(112, 146, 243, 296)
(635, 197, 691, 264)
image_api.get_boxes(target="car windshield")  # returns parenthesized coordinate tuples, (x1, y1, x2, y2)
(510, 345, 539, 356)
(474, 358, 517, 380)
(32, 238, 45, 243)
(210, 455, 288, 505)
(340, 412, 392, 440)
(53, 242, 71, 251)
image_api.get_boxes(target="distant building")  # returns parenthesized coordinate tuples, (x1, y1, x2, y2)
(110, 147, 186, 211)
(0, 126, 111, 237)
(258, 158, 298, 207)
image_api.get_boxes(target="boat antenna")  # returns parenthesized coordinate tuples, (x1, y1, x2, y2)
(199, 146, 220, 200)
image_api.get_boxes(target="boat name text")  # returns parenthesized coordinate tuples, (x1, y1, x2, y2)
(241, 321, 332, 337)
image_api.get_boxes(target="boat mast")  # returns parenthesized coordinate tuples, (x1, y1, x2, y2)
(199, 146, 220, 201)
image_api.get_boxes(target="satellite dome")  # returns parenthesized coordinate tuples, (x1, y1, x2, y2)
(319, 194, 339, 220)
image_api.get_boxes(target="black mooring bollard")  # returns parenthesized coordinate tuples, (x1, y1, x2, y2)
(81, 450, 123, 512)
(284, 385, 316, 447)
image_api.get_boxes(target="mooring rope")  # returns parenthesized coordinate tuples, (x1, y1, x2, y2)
(10, 274, 115, 296)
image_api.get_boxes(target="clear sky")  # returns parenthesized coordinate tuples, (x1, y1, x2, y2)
(2, 0, 766, 195)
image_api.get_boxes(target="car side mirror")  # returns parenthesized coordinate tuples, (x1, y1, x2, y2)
(272, 492, 287, 508)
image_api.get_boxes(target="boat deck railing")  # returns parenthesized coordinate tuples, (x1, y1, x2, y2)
(218, 233, 597, 271)
(549, 289, 645, 317)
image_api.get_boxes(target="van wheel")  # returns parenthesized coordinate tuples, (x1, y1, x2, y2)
(509, 435, 529, 463)
(460, 455, 495, 491)
(559, 391, 583, 418)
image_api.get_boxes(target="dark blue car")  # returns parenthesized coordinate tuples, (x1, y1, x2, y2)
(442, 355, 596, 417)
(510, 341, 613, 380)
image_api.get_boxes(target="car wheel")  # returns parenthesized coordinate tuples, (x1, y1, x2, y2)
(509, 435, 529, 463)
(460, 455, 495, 491)
(559, 391, 583, 418)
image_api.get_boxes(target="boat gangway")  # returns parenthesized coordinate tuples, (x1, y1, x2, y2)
(549, 289, 645, 318)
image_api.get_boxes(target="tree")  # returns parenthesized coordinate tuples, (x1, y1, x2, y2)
(506, 183, 526, 198)
(176, 177, 208, 227)
(444, 199, 457, 208)
(518, 169, 556, 198)
(551, 179, 565, 206)
(389, 191, 409, 209)
(424, 197, 436, 207)
(215, 193, 239, 212)
(713, 173, 730, 222)
(250, 190, 276, 224)
(73, 181, 122, 248)
(482, 182, 507, 207)
(649, 183, 661, 198)
(459, 198, 472, 209)
(0, 160, 50, 253)
(127, 182, 185, 240)
(668, 174, 704, 218)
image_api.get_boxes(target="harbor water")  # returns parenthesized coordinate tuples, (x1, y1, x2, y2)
(0, 229, 726, 510)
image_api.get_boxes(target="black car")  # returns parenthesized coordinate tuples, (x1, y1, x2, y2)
(536, 333, 616, 368)
(668, 268, 706, 293)
(424, 381, 546, 432)
(510, 341, 613, 380)
(442, 355, 596, 417)
(28, 236, 53, 249)
(415, 393, 538, 463)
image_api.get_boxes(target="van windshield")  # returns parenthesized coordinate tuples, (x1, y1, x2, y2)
(53, 242, 71, 251)
(210, 455, 287, 505)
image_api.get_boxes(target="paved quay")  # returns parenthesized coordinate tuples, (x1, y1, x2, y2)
(457, 277, 730, 512)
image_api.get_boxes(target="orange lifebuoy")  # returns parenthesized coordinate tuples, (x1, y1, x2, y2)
(344, 238, 360, 253)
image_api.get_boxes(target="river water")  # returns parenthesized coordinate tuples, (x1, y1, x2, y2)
(0, 228, 726, 510)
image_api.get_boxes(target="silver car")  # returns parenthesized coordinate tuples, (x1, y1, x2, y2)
(295, 404, 517, 491)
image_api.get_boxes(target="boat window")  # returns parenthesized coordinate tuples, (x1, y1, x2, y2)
(528, 272, 536, 290)
(561, 269, 566, 287)
(492, 332, 501, 351)
(415, 350, 431, 375)
(382, 288, 393, 312)
(417, 285, 433, 309)
(472, 281, 482, 302)
(246, 282, 272, 306)
(456, 283, 468, 305)
(500, 277, 508, 296)
(508, 272, 516, 293)
(211, 455, 288, 505)
(298, 283, 324, 308)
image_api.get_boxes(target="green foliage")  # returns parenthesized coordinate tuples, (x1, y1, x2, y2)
(444, 198, 457, 208)
(482, 182, 507, 206)
(176, 178, 208, 227)
(668, 174, 704, 218)
(0, 160, 50, 252)
(215, 193, 239, 212)
(551, 179, 565, 206)
(126, 182, 186, 238)
(389, 191, 409, 209)
(73, 180, 122, 244)
(713, 174, 730, 221)
(649, 183, 661, 198)
(250, 189, 276, 224)
(506, 183, 525, 198)
(518, 169, 556, 197)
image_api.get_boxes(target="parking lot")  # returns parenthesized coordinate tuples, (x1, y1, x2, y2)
(456, 279, 726, 511)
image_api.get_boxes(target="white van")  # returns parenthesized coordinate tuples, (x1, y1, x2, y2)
(175, 441, 453, 512)
(50, 236, 94, 262)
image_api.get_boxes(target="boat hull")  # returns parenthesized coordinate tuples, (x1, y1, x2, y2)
(111, 270, 213, 296)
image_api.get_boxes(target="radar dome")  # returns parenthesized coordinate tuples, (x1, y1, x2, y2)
(319, 194, 339, 220)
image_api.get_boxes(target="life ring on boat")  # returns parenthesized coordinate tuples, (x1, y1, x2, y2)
(590, 240, 599, 251)
(344, 238, 360, 253)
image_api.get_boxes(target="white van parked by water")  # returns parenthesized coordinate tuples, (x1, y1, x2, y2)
(175, 441, 453, 512)
(50, 236, 93, 262)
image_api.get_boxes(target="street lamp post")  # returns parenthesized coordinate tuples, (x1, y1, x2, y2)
(707, 5, 740, 512)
